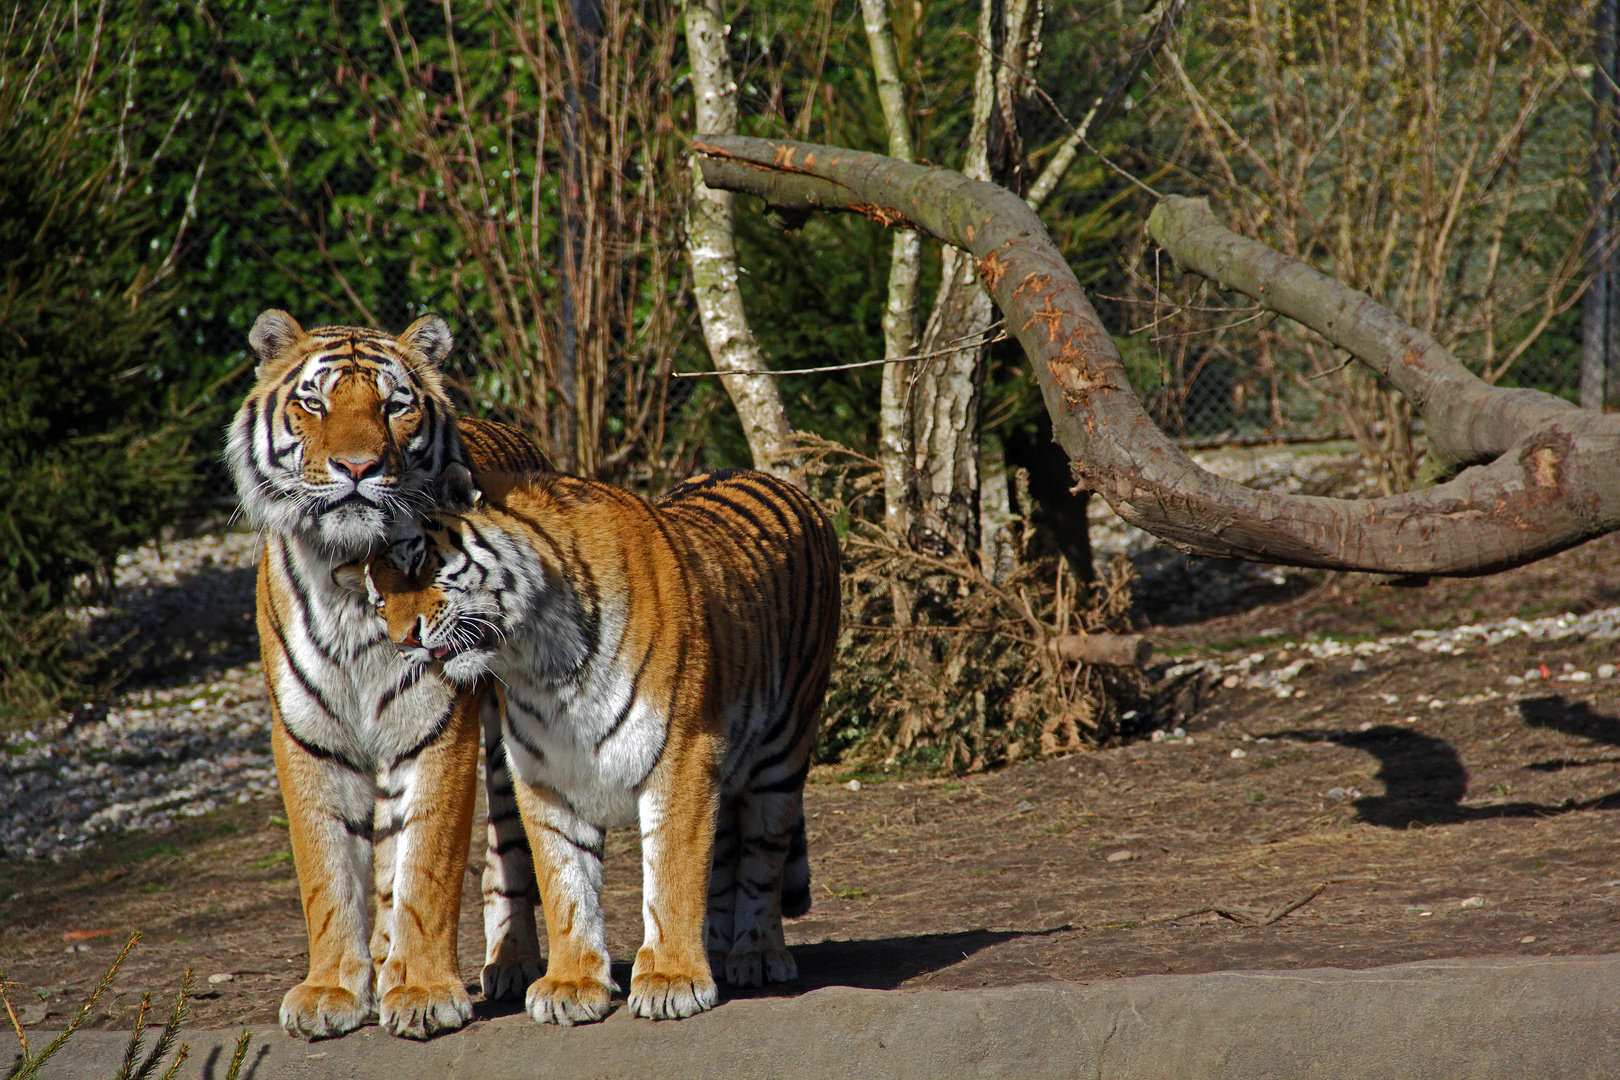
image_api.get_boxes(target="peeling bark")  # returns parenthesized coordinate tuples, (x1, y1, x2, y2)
(695, 136, 1620, 575)
(907, 0, 1038, 560)
(859, 0, 922, 545)
(682, 0, 797, 482)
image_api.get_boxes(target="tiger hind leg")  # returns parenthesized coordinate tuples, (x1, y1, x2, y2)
(704, 803, 741, 974)
(478, 699, 543, 1001)
(719, 787, 805, 988)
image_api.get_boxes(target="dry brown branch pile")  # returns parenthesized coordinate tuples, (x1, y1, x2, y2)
(800, 437, 1144, 774)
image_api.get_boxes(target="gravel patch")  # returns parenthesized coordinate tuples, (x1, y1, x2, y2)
(1150, 607, 1620, 716)
(1, 533, 273, 863)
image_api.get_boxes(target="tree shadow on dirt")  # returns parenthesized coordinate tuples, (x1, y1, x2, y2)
(1279, 704, 1620, 828)
(83, 562, 259, 696)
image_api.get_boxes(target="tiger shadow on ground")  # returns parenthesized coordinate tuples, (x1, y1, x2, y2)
(1276, 701, 1620, 828)
(730, 927, 1045, 998)
(469, 928, 1037, 1020)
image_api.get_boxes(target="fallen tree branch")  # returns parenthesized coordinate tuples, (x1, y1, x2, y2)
(1052, 633, 1152, 667)
(695, 136, 1620, 576)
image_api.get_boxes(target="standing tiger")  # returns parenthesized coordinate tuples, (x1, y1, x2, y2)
(350, 465, 840, 1023)
(227, 310, 548, 1040)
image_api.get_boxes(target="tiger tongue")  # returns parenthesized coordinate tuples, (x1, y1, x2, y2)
(431, 645, 455, 660)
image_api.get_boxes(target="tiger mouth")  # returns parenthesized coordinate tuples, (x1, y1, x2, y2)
(322, 491, 381, 510)
(425, 626, 497, 663)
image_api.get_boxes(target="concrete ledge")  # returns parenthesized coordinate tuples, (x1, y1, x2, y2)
(26, 953, 1620, 1080)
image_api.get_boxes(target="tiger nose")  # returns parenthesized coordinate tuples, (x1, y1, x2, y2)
(399, 619, 423, 649)
(332, 456, 383, 482)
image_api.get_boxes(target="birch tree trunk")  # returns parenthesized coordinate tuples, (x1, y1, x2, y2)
(860, 0, 923, 546)
(682, 0, 797, 480)
(907, 0, 1040, 560)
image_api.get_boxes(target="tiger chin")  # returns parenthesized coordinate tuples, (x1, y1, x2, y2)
(341, 463, 840, 1024)
(228, 311, 549, 1041)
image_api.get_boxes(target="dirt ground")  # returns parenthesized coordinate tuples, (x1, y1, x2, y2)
(4, 533, 1620, 1034)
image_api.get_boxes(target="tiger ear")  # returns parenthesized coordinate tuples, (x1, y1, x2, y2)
(438, 463, 481, 513)
(400, 314, 454, 367)
(331, 559, 368, 595)
(249, 310, 305, 370)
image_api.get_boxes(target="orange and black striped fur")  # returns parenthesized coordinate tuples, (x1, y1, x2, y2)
(226, 310, 548, 1039)
(355, 466, 839, 1023)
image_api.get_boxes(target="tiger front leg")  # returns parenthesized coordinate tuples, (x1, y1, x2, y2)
(270, 719, 377, 1040)
(478, 695, 542, 1001)
(369, 690, 481, 1040)
(631, 750, 722, 1020)
(512, 781, 617, 1025)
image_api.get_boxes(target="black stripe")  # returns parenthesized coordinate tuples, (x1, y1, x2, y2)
(392, 704, 457, 764)
(373, 819, 404, 844)
(787, 815, 807, 862)
(375, 663, 426, 720)
(743, 836, 791, 854)
(275, 542, 344, 668)
(751, 755, 811, 795)
(486, 809, 522, 825)
(487, 886, 535, 899)
(504, 715, 550, 765)
(340, 815, 374, 841)
(490, 836, 531, 856)
(782, 883, 812, 918)
(275, 712, 370, 776)
(540, 822, 602, 860)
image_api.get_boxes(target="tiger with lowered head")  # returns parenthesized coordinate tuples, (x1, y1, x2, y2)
(349, 464, 840, 1024)
(227, 310, 548, 1040)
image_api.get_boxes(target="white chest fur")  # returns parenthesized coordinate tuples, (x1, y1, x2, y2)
(267, 534, 457, 768)
(493, 604, 667, 828)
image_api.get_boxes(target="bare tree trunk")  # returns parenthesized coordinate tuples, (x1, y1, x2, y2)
(682, 0, 797, 480)
(908, 0, 1039, 559)
(697, 137, 1620, 575)
(860, 0, 922, 547)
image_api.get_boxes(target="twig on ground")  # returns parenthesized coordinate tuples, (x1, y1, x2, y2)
(1148, 883, 1326, 927)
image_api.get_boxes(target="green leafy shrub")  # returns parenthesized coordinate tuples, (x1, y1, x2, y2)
(0, 12, 196, 721)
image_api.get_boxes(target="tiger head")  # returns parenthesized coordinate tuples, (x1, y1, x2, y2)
(227, 309, 460, 557)
(335, 467, 518, 685)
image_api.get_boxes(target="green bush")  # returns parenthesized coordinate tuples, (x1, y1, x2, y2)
(0, 14, 195, 721)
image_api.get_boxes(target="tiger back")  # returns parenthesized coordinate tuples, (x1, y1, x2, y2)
(360, 466, 839, 1024)
(227, 310, 548, 1041)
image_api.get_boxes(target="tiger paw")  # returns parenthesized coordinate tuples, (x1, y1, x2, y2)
(526, 975, 615, 1026)
(280, 983, 373, 1041)
(378, 981, 474, 1040)
(482, 957, 544, 1002)
(724, 945, 797, 988)
(628, 969, 718, 1020)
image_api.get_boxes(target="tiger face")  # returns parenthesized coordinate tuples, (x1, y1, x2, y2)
(227, 309, 458, 557)
(352, 515, 512, 687)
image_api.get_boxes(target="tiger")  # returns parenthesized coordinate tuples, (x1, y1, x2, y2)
(346, 464, 840, 1024)
(226, 309, 549, 1040)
